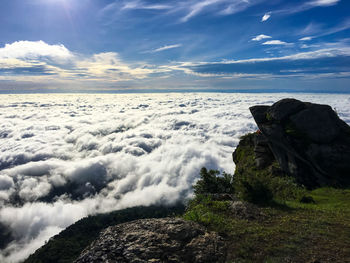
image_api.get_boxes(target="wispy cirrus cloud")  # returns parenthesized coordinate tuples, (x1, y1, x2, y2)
(317, 18, 350, 37)
(145, 44, 182, 53)
(299, 18, 350, 41)
(169, 46, 350, 78)
(272, 0, 341, 16)
(307, 0, 341, 7)
(171, 0, 260, 23)
(101, 0, 171, 13)
(121, 0, 171, 10)
(99, 0, 263, 23)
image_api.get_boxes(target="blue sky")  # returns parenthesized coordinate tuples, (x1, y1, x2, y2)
(0, 0, 349, 92)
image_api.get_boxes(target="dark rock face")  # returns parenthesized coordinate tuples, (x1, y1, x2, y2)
(74, 218, 227, 263)
(254, 132, 274, 169)
(249, 98, 350, 189)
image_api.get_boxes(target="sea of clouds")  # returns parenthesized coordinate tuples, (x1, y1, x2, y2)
(0, 93, 349, 262)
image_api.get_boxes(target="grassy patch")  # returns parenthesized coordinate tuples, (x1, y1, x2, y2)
(184, 187, 350, 262)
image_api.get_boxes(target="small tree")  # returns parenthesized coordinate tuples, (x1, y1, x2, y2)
(193, 167, 234, 195)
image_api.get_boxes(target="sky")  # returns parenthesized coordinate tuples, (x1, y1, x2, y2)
(0, 0, 349, 92)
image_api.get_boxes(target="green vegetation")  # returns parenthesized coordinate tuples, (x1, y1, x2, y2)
(184, 195, 233, 235)
(183, 138, 350, 262)
(233, 133, 306, 203)
(194, 167, 235, 195)
(185, 169, 350, 262)
(24, 204, 185, 263)
(235, 173, 273, 205)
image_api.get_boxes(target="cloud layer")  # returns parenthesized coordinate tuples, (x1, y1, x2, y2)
(0, 41, 158, 85)
(176, 47, 350, 78)
(0, 40, 350, 92)
(0, 93, 350, 262)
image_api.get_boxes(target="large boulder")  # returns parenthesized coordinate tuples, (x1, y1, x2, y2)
(74, 218, 227, 263)
(249, 98, 350, 189)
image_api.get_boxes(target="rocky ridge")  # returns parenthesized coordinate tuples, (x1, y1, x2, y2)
(74, 218, 227, 263)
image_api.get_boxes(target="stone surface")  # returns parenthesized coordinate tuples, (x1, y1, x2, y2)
(230, 201, 263, 220)
(254, 132, 274, 169)
(267, 98, 306, 121)
(249, 98, 350, 189)
(74, 218, 227, 263)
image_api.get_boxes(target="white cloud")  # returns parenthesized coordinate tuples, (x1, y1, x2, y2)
(261, 13, 270, 22)
(300, 19, 350, 40)
(308, 0, 340, 7)
(167, 46, 350, 79)
(318, 18, 350, 37)
(150, 44, 182, 53)
(300, 44, 321, 49)
(0, 41, 167, 84)
(180, 0, 258, 22)
(273, 0, 340, 15)
(0, 41, 73, 61)
(0, 93, 350, 263)
(122, 0, 171, 10)
(219, 0, 256, 15)
(299, 36, 313, 41)
(252, 34, 272, 41)
(99, 0, 259, 23)
(262, 40, 291, 45)
(75, 52, 156, 80)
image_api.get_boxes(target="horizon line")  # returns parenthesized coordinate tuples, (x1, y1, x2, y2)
(1, 89, 350, 94)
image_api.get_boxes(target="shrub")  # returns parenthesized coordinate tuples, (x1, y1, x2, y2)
(300, 195, 315, 204)
(235, 174, 273, 205)
(193, 167, 234, 195)
(234, 172, 306, 205)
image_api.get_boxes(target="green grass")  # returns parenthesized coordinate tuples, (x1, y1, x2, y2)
(183, 188, 350, 263)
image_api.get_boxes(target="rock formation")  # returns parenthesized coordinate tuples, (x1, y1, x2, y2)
(248, 98, 350, 189)
(74, 218, 227, 263)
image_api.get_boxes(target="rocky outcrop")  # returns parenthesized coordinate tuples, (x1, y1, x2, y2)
(249, 98, 350, 189)
(230, 201, 264, 220)
(232, 132, 284, 182)
(74, 218, 227, 263)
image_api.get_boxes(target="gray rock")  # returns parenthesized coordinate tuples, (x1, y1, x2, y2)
(249, 105, 269, 123)
(290, 104, 340, 143)
(254, 132, 274, 168)
(267, 98, 306, 121)
(74, 218, 227, 263)
(249, 98, 350, 189)
(230, 201, 263, 220)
